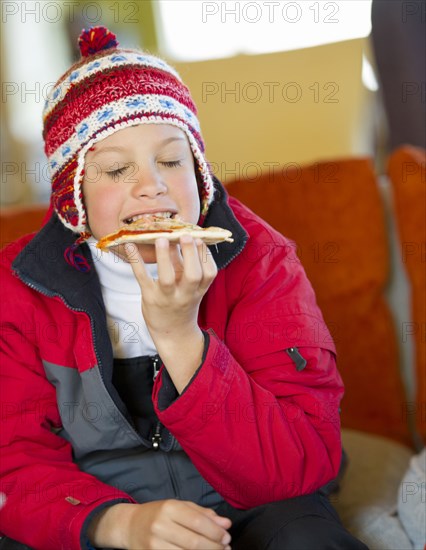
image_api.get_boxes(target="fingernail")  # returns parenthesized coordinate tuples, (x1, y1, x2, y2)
(156, 237, 168, 247)
(221, 532, 231, 545)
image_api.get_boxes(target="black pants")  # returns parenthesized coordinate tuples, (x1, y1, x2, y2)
(216, 491, 369, 550)
(0, 492, 369, 550)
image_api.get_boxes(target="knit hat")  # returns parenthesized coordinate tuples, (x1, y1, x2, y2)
(43, 26, 214, 240)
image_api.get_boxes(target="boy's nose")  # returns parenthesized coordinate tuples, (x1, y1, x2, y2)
(130, 165, 167, 198)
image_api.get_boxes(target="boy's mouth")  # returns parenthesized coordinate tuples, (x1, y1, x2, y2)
(123, 211, 177, 224)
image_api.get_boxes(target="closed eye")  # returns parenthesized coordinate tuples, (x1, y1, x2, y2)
(160, 160, 182, 168)
(105, 166, 129, 179)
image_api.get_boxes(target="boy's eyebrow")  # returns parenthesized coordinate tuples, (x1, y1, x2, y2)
(90, 137, 185, 158)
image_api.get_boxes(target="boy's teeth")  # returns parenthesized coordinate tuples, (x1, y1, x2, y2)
(126, 211, 173, 223)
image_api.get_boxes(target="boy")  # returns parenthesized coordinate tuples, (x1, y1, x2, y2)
(0, 27, 368, 549)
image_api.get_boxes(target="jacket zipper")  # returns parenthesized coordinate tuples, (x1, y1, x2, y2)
(151, 355, 164, 451)
(14, 272, 145, 444)
(164, 452, 180, 498)
(151, 420, 163, 450)
(152, 355, 161, 381)
(285, 347, 307, 371)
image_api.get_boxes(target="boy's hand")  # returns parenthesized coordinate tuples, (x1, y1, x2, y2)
(124, 236, 218, 393)
(88, 499, 232, 549)
(124, 235, 217, 334)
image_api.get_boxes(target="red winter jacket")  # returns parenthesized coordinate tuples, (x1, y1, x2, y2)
(0, 183, 343, 549)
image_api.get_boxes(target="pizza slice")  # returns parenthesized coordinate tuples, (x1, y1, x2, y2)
(96, 214, 234, 250)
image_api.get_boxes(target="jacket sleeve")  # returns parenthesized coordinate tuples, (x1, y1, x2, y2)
(152, 233, 344, 509)
(0, 268, 135, 550)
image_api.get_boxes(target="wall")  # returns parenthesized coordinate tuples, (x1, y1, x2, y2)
(173, 37, 376, 183)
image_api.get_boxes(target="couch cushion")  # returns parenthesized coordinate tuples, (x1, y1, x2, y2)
(388, 146, 426, 445)
(226, 158, 411, 444)
(0, 205, 47, 250)
(332, 429, 414, 550)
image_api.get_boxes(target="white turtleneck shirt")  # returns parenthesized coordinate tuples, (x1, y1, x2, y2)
(87, 237, 158, 359)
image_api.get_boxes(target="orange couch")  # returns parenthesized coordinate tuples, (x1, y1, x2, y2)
(226, 146, 425, 449)
(0, 205, 47, 250)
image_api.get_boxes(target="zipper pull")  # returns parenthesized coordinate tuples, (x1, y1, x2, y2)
(152, 355, 161, 381)
(285, 347, 307, 371)
(151, 421, 162, 451)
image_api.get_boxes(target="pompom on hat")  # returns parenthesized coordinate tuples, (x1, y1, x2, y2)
(43, 26, 214, 268)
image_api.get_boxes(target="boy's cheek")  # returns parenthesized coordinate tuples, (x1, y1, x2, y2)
(84, 190, 123, 235)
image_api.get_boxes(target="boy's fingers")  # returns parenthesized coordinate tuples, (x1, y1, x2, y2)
(197, 504, 232, 534)
(175, 502, 231, 544)
(124, 243, 150, 285)
(184, 501, 218, 517)
(149, 540, 180, 550)
(176, 513, 231, 547)
(196, 240, 218, 287)
(180, 235, 203, 285)
(166, 532, 224, 550)
(168, 242, 184, 282)
(155, 238, 178, 288)
(211, 515, 232, 529)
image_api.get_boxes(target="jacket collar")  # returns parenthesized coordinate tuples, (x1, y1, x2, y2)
(12, 177, 248, 307)
(204, 177, 248, 269)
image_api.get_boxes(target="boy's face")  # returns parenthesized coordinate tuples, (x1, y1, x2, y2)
(83, 124, 201, 263)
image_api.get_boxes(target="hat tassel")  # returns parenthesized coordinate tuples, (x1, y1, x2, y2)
(64, 232, 91, 272)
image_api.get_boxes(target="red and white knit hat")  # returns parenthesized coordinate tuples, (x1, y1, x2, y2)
(43, 26, 214, 235)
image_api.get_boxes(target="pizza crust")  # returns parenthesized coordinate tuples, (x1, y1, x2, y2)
(96, 225, 234, 250)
